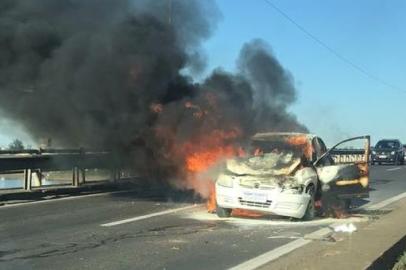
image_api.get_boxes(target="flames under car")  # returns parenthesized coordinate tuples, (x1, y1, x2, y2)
(215, 132, 370, 220)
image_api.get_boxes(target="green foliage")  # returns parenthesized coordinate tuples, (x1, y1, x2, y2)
(8, 139, 24, 150)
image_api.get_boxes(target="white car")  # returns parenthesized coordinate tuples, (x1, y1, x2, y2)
(215, 132, 370, 220)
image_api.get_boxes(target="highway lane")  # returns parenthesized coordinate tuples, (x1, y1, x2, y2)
(0, 165, 405, 270)
(364, 165, 406, 207)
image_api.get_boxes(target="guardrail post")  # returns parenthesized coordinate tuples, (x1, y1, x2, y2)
(110, 168, 117, 183)
(72, 167, 79, 187)
(38, 169, 42, 186)
(24, 169, 32, 191)
(81, 168, 86, 184)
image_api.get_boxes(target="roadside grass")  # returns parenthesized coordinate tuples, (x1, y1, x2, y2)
(393, 251, 406, 270)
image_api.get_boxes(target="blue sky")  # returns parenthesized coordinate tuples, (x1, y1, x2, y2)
(1, 0, 405, 148)
(203, 0, 406, 146)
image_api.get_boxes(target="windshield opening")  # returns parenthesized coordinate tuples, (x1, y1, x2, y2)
(375, 141, 399, 149)
(249, 140, 307, 159)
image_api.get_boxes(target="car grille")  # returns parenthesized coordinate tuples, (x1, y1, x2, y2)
(239, 183, 274, 190)
(238, 198, 272, 208)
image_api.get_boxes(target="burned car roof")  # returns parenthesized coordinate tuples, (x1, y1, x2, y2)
(250, 132, 316, 160)
(251, 132, 316, 141)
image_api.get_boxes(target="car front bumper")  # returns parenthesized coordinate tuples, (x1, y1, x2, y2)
(216, 183, 311, 219)
(372, 154, 396, 163)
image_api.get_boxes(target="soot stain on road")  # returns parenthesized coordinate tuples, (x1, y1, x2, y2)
(370, 179, 393, 185)
(183, 210, 369, 229)
(0, 222, 218, 262)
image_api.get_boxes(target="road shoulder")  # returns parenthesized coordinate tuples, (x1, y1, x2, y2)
(260, 198, 406, 270)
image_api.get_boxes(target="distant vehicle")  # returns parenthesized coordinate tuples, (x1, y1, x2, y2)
(404, 145, 406, 162)
(215, 132, 370, 220)
(371, 139, 404, 165)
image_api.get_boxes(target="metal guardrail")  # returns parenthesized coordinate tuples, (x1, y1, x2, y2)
(0, 149, 120, 191)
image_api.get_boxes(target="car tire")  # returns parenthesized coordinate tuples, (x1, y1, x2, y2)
(216, 204, 232, 218)
(302, 185, 316, 221)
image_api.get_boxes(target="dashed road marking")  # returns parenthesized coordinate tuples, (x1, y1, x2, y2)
(228, 228, 332, 270)
(100, 205, 199, 227)
(386, 167, 401, 171)
(0, 189, 139, 209)
(364, 191, 406, 210)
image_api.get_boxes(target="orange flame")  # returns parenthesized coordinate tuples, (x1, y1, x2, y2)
(185, 145, 236, 172)
(154, 95, 261, 217)
(150, 103, 163, 113)
(179, 129, 242, 211)
(285, 135, 313, 158)
(232, 209, 264, 218)
(207, 182, 216, 212)
(254, 148, 263, 156)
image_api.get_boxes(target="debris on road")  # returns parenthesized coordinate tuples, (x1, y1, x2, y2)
(333, 223, 357, 233)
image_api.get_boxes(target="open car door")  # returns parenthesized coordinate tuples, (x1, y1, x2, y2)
(315, 136, 370, 200)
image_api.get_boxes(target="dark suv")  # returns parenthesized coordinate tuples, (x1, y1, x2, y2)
(372, 139, 404, 165)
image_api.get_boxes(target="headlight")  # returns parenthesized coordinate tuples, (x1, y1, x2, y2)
(391, 151, 396, 155)
(372, 151, 376, 155)
(217, 174, 234, 188)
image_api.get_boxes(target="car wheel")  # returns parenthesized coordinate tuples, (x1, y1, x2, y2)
(216, 204, 232, 218)
(302, 185, 316, 220)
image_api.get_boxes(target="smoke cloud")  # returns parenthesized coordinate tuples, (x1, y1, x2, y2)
(0, 0, 307, 179)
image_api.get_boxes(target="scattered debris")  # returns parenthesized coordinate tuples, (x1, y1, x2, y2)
(333, 223, 357, 233)
(267, 232, 302, 239)
(323, 250, 342, 257)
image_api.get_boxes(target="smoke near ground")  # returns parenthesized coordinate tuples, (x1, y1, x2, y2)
(0, 0, 307, 179)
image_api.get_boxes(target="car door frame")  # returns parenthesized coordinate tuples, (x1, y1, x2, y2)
(313, 135, 371, 199)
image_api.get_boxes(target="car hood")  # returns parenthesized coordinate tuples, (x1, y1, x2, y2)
(225, 152, 302, 177)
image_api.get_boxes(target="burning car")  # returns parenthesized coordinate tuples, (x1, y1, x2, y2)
(215, 133, 370, 220)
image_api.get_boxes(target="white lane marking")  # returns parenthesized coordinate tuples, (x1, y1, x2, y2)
(364, 191, 406, 211)
(228, 191, 406, 270)
(386, 167, 401, 171)
(0, 189, 138, 209)
(229, 239, 310, 270)
(228, 228, 331, 270)
(100, 205, 199, 227)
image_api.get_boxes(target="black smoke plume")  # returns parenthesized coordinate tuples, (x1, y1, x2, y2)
(0, 0, 306, 178)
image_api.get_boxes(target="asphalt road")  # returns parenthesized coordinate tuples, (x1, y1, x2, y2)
(0, 165, 405, 270)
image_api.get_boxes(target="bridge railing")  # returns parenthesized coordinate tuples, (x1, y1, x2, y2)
(0, 148, 125, 191)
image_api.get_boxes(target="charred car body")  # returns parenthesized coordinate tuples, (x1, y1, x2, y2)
(215, 133, 370, 220)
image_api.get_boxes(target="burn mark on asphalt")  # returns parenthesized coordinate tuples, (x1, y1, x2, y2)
(0, 223, 218, 262)
(370, 179, 392, 185)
